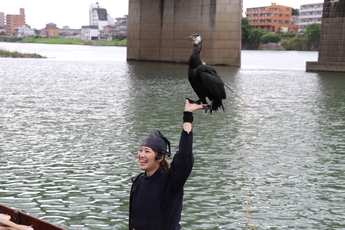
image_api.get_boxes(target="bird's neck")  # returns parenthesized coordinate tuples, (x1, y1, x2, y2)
(189, 42, 202, 69)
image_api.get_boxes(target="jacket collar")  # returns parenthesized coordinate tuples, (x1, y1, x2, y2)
(144, 167, 164, 180)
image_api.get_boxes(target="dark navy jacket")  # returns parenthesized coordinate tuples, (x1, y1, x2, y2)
(129, 130, 194, 230)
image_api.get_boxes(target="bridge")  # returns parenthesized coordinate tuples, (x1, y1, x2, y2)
(126, 0, 241, 66)
(126, 0, 345, 71)
(307, 0, 345, 72)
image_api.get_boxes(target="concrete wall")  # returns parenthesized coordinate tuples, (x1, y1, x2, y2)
(127, 0, 242, 66)
(306, 0, 345, 72)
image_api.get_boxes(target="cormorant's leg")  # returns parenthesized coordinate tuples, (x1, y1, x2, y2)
(204, 100, 214, 114)
(202, 104, 212, 113)
(186, 97, 212, 113)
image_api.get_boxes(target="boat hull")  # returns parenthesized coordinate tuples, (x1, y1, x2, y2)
(0, 204, 65, 230)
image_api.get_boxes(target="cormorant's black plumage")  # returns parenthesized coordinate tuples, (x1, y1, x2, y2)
(187, 34, 226, 113)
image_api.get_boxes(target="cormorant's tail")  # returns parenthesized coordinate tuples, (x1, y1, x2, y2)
(210, 99, 225, 114)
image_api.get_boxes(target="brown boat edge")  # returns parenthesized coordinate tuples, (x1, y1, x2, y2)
(0, 204, 66, 230)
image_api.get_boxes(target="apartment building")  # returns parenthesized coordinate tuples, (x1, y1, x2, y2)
(115, 15, 127, 36)
(0, 12, 5, 28)
(5, 8, 25, 35)
(245, 3, 298, 33)
(45, 22, 60, 37)
(298, 3, 323, 32)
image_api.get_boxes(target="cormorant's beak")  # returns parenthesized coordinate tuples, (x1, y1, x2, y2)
(186, 35, 193, 41)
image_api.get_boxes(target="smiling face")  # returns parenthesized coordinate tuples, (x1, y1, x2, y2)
(138, 146, 162, 176)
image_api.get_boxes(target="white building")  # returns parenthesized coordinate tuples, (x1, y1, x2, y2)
(15, 24, 35, 37)
(81, 2, 115, 40)
(60, 26, 81, 36)
(81, 25, 99, 40)
(89, 2, 114, 31)
(298, 2, 323, 32)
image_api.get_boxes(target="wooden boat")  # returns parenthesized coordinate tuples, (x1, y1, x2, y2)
(0, 204, 65, 230)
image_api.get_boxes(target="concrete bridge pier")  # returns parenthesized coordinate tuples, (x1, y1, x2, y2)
(307, 0, 345, 72)
(126, 0, 242, 66)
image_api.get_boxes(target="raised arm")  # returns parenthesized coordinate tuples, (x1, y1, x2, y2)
(183, 99, 206, 133)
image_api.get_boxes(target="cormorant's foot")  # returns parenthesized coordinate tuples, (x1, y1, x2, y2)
(202, 105, 212, 113)
(186, 98, 201, 104)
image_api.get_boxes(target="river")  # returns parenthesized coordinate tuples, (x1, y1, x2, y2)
(1, 42, 344, 229)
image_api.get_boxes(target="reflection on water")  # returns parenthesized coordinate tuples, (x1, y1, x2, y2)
(1, 43, 344, 229)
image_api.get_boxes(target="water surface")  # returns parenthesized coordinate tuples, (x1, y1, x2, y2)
(1, 43, 344, 229)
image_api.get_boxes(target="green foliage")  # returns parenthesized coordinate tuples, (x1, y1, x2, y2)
(303, 23, 321, 51)
(22, 37, 85, 45)
(241, 16, 320, 51)
(241, 17, 251, 44)
(280, 24, 320, 51)
(0, 36, 23, 42)
(260, 33, 281, 44)
(29, 38, 85, 44)
(94, 39, 127, 46)
(0, 48, 45, 58)
(247, 28, 265, 49)
(281, 33, 296, 38)
(16, 36, 127, 46)
(9, 36, 23, 42)
(22, 36, 36, 43)
(292, 8, 299, 16)
(113, 33, 126, 41)
(281, 41, 291, 50)
(287, 35, 304, 50)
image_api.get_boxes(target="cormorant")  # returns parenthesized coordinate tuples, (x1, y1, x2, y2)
(186, 34, 226, 113)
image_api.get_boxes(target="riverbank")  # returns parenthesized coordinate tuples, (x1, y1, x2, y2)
(22, 37, 127, 46)
(0, 48, 46, 58)
(0, 36, 127, 46)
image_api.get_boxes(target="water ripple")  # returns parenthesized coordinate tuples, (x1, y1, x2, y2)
(1, 45, 344, 229)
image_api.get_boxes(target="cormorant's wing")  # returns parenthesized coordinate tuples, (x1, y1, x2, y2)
(199, 71, 226, 100)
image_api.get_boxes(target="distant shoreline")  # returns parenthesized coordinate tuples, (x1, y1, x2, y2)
(0, 37, 127, 58)
(0, 36, 127, 46)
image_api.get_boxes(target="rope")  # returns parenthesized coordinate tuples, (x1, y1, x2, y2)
(225, 84, 256, 230)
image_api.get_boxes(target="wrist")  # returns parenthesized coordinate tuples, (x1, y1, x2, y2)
(183, 111, 194, 123)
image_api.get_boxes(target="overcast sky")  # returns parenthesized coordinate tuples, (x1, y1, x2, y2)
(1, 0, 322, 29)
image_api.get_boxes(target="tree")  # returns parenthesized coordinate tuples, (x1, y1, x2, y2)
(260, 33, 281, 44)
(303, 23, 321, 50)
(114, 33, 126, 40)
(241, 17, 251, 44)
(289, 35, 304, 50)
(248, 28, 265, 49)
(292, 8, 299, 16)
